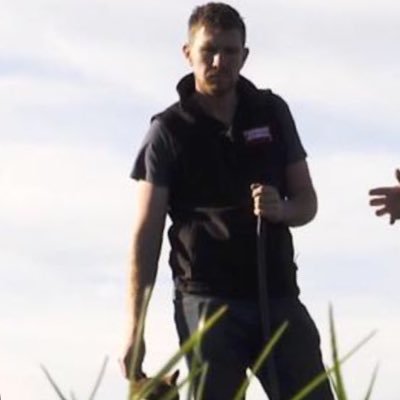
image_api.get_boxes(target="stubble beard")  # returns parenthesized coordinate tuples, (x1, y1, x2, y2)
(204, 75, 237, 97)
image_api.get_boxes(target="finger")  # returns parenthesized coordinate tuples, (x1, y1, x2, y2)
(251, 189, 262, 199)
(250, 182, 262, 190)
(254, 198, 277, 211)
(375, 206, 388, 217)
(256, 199, 272, 211)
(369, 187, 392, 196)
(251, 183, 274, 196)
(369, 197, 387, 206)
(257, 198, 280, 213)
(257, 188, 280, 202)
(251, 183, 278, 193)
(250, 184, 263, 198)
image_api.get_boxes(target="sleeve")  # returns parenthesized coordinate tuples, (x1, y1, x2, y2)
(130, 118, 174, 187)
(271, 93, 307, 164)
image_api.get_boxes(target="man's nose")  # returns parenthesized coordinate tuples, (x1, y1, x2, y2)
(212, 52, 225, 68)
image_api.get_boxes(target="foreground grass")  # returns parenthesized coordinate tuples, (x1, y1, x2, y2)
(41, 356, 108, 400)
(42, 305, 378, 400)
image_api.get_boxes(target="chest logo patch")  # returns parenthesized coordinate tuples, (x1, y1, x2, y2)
(242, 126, 273, 144)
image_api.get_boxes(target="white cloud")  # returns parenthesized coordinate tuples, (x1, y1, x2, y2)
(0, 142, 131, 227)
(296, 151, 400, 253)
(0, 142, 135, 293)
(3, 0, 399, 115)
(1, 1, 400, 399)
(0, 76, 107, 109)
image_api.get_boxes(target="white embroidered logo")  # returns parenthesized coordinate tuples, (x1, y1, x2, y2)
(243, 126, 273, 144)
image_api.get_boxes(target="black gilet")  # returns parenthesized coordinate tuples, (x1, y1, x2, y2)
(154, 76, 300, 300)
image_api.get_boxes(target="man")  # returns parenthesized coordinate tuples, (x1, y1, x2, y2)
(369, 168, 400, 224)
(121, 3, 334, 399)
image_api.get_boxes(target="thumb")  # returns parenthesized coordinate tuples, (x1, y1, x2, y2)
(395, 168, 400, 184)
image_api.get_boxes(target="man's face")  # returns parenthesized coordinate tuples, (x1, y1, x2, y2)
(183, 25, 249, 97)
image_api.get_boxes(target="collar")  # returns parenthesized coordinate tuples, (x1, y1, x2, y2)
(176, 73, 260, 110)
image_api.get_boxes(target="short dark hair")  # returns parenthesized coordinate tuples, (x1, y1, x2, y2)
(188, 2, 246, 45)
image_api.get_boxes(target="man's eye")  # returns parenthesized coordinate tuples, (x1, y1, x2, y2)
(200, 47, 240, 56)
(225, 47, 240, 55)
(201, 47, 216, 54)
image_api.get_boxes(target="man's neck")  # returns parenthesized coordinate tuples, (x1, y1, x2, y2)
(194, 91, 238, 126)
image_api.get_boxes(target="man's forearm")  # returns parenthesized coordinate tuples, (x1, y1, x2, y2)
(129, 228, 163, 333)
(121, 182, 168, 378)
(283, 188, 317, 227)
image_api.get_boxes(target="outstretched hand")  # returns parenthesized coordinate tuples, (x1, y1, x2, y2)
(369, 169, 400, 225)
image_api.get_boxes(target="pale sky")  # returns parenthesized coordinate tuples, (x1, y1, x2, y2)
(1, 0, 399, 399)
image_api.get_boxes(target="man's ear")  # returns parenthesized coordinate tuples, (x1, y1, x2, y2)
(182, 43, 192, 65)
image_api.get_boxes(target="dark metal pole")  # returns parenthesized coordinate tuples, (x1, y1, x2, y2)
(257, 215, 280, 400)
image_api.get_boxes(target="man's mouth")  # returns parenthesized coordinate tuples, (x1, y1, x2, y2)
(207, 73, 229, 80)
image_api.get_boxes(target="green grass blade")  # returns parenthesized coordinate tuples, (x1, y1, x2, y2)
(289, 369, 331, 400)
(185, 359, 197, 400)
(190, 307, 210, 400)
(329, 305, 347, 399)
(87, 356, 109, 400)
(251, 321, 289, 376)
(151, 305, 226, 379)
(363, 363, 379, 400)
(186, 353, 201, 400)
(233, 321, 289, 400)
(329, 371, 338, 395)
(290, 329, 377, 400)
(40, 364, 69, 400)
(175, 362, 208, 400)
(194, 362, 209, 400)
(131, 305, 227, 400)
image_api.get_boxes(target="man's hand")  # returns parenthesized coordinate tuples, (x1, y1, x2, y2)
(251, 183, 285, 223)
(119, 335, 146, 380)
(369, 169, 400, 225)
(250, 161, 317, 227)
